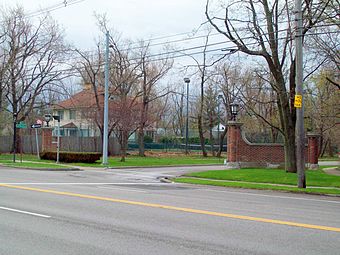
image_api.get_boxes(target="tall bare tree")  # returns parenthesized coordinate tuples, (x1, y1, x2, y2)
(213, 64, 244, 156)
(0, 7, 67, 153)
(206, 0, 334, 173)
(109, 38, 142, 161)
(136, 41, 173, 156)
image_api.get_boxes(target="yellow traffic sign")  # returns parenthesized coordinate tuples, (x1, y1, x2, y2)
(294, 95, 302, 108)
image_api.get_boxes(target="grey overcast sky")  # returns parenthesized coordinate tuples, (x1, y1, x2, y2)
(2, 0, 210, 49)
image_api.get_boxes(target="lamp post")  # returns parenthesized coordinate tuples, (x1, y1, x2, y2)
(217, 95, 223, 150)
(102, 31, 110, 166)
(52, 115, 60, 164)
(184, 77, 190, 155)
(44, 114, 53, 127)
(230, 102, 240, 121)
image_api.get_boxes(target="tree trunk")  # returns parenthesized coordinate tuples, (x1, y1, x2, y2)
(280, 94, 297, 173)
(120, 131, 128, 162)
(328, 139, 334, 157)
(217, 127, 227, 157)
(198, 114, 207, 157)
(138, 127, 145, 157)
(209, 127, 215, 156)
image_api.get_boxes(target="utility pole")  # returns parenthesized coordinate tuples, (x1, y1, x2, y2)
(102, 31, 109, 166)
(295, 0, 306, 188)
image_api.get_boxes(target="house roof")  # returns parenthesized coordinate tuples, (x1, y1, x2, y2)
(61, 122, 78, 129)
(54, 89, 104, 110)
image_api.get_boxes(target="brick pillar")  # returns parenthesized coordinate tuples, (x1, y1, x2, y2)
(41, 128, 57, 152)
(307, 133, 320, 170)
(226, 121, 243, 169)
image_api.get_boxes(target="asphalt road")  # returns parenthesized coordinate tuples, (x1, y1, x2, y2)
(0, 165, 340, 255)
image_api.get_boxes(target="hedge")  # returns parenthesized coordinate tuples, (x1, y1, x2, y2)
(41, 151, 101, 163)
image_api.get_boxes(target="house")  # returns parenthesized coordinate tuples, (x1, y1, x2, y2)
(51, 85, 103, 137)
(50, 85, 158, 141)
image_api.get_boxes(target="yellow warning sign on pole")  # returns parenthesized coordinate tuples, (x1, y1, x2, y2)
(294, 94, 302, 108)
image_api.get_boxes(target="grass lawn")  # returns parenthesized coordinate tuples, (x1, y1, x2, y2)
(319, 157, 339, 161)
(174, 168, 340, 195)
(175, 177, 340, 195)
(0, 153, 222, 168)
(183, 168, 340, 188)
(0, 153, 45, 162)
(71, 155, 222, 167)
(0, 160, 72, 169)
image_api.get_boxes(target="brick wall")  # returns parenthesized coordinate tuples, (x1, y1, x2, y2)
(41, 128, 57, 152)
(227, 122, 318, 167)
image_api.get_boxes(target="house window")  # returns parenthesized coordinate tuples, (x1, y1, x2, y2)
(69, 129, 78, 136)
(53, 129, 65, 136)
(57, 110, 64, 120)
(80, 129, 89, 137)
(69, 110, 76, 120)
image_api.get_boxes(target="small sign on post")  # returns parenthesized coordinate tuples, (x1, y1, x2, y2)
(16, 121, 27, 129)
(294, 94, 302, 108)
(31, 121, 42, 159)
(31, 124, 42, 129)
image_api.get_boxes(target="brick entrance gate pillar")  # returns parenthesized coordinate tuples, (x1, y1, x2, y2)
(226, 121, 243, 168)
(307, 133, 320, 170)
(41, 128, 57, 152)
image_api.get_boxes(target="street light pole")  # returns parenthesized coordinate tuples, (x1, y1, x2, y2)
(102, 31, 109, 166)
(184, 78, 190, 155)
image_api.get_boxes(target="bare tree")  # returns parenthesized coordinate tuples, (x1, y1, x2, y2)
(213, 64, 243, 156)
(206, 0, 334, 173)
(136, 41, 173, 156)
(0, 29, 9, 117)
(109, 37, 142, 161)
(73, 44, 116, 140)
(170, 88, 186, 137)
(0, 7, 68, 154)
(305, 71, 340, 157)
(203, 83, 219, 156)
(240, 68, 281, 143)
(185, 33, 223, 157)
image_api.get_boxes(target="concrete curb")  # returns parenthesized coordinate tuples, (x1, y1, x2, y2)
(106, 163, 223, 170)
(158, 176, 174, 183)
(0, 164, 82, 172)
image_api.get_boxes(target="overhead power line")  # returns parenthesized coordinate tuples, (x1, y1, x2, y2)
(25, 0, 86, 18)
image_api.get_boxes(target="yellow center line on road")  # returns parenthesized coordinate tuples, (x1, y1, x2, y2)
(1, 183, 340, 233)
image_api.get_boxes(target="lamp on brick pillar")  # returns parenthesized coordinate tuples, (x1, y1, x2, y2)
(226, 122, 243, 169)
(226, 101, 242, 169)
(230, 101, 240, 121)
(307, 133, 320, 170)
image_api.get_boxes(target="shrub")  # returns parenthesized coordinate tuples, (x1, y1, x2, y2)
(143, 135, 153, 143)
(41, 151, 101, 163)
(187, 137, 209, 144)
(159, 136, 181, 144)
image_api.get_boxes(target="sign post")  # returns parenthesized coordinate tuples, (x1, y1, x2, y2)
(15, 121, 27, 163)
(31, 120, 42, 159)
(52, 116, 61, 164)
